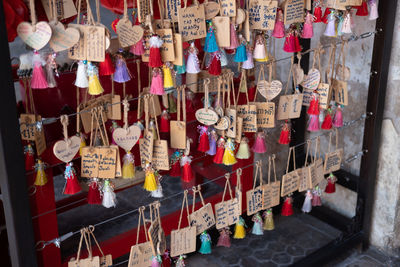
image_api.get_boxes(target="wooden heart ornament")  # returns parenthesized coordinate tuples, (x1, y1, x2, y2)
(301, 68, 320, 90)
(53, 136, 81, 163)
(204, 1, 220, 20)
(116, 19, 144, 48)
(17, 21, 52, 50)
(214, 116, 230, 130)
(49, 21, 80, 52)
(258, 80, 283, 101)
(336, 64, 351, 81)
(112, 125, 141, 151)
(195, 108, 219, 126)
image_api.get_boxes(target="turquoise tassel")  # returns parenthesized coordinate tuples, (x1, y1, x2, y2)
(234, 44, 247, 63)
(174, 60, 186, 74)
(204, 23, 219, 53)
(251, 212, 264, 235)
(199, 231, 212, 254)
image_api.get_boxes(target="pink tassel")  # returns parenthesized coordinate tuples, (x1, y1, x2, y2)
(333, 106, 343, 128)
(252, 132, 267, 153)
(307, 115, 320, 132)
(31, 51, 48, 89)
(130, 38, 145, 55)
(302, 11, 314, 39)
(272, 9, 285, 38)
(227, 23, 239, 49)
(217, 228, 231, 248)
(150, 68, 165, 95)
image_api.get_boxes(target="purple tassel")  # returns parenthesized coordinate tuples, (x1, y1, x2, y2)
(113, 53, 131, 83)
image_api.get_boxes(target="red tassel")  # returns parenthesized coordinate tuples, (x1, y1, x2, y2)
(279, 122, 291, 145)
(64, 163, 82, 195)
(294, 33, 302, 52)
(208, 53, 221, 76)
(321, 108, 333, 130)
(148, 36, 163, 68)
(325, 174, 337, 193)
(87, 179, 102, 204)
(314, 6, 323, 22)
(160, 110, 170, 133)
(322, 8, 332, 23)
(281, 196, 294, 216)
(197, 126, 210, 152)
(170, 160, 181, 177)
(162, 250, 171, 267)
(24, 144, 35, 171)
(99, 53, 115, 76)
(213, 138, 225, 164)
(283, 31, 301, 53)
(307, 92, 320, 115)
(355, 1, 369, 16)
(181, 156, 194, 182)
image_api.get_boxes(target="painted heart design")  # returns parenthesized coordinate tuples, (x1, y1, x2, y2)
(116, 19, 144, 48)
(302, 68, 321, 90)
(112, 125, 141, 151)
(214, 116, 230, 130)
(53, 136, 81, 163)
(17, 21, 52, 50)
(49, 21, 80, 52)
(258, 80, 282, 101)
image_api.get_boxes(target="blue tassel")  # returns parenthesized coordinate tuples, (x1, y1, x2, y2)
(199, 231, 212, 254)
(204, 24, 219, 53)
(234, 44, 247, 63)
(174, 59, 186, 74)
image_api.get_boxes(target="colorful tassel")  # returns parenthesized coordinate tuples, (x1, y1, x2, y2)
(308, 115, 320, 132)
(150, 68, 165, 95)
(321, 107, 333, 130)
(130, 38, 145, 56)
(252, 132, 267, 154)
(31, 51, 48, 89)
(222, 138, 237, 166)
(307, 91, 320, 115)
(64, 162, 82, 195)
(217, 227, 231, 248)
(113, 52, 131, 83)
(34, 160, 47, 186)
(151, 255, 162, 267)
(341, 11, 353, 34)
(253, 34, 266, 60)
(283, 30, 301, 53)
(251, 212, 264, 235)
(322, 8, 332, 23)
(75, 61, 88, 88)
(279, 122, 291, 145)
(175, 255, 186, 267)
(227, 23, 239, 49)
(263, 209, 274, 230)
(144, 163, 158, 191)
(186, 43, 201, 74)
(160, 110, 170, 133)
(369, 0, 378, 20)
(199, 231, 212, 254)
(207, 52, 221, 76)
(197, 126, 210, 152)
(206, 130, 217, 156)
(204, 22, 219, 53)
(234, 44, 247, 63)
(333, 105, 343, 128)
(24, 144, 35, 171)
(87, 62, 104, 95)
(302, 11, 314, 39)
(213, 137, 225, 164)
(281, 196, 294, 216)
(122, 151, 135, 179)
(312, 186, 322, 206)
(236, 137, 250, 159)
(219, 48, 228, 67)
(313, 6, 323, 23)
(149, 35, 164, 68)
(87, 178, 102, 204)
(324, 11, 336, 37)
(99, 52, 115, 76)
(356, 1, 369, 16)
(102, 179, 117, 208)
(302, 190, 313, 213)
(45, 53, 57, 88)
(163, 63, 174, 90)
(162, 250, 171, 267)
(242, 47, 254, 69)
(272, 9, 285, 38)
(151, 175, 163, 198)
(174, 59, 186, 74)
(325, 173, 337, 193)
(180, 155, 194, 182)
(234, 216, 246, 239)
(170, 150, 182, 177)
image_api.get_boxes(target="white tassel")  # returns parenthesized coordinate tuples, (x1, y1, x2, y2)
(149, 36, 163, 48)
(369, 0, 378, 20)
(341, 12, 352, 34)
(74, 61, 89, 88)
(150, 185, 163, 198)
(301, 190, 313, 213)
(102, 180, 117, 208)
(19, 53, 33, 70)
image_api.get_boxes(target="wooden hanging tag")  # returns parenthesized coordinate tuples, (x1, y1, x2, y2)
(53, 115, 81, 163)
(243, 10, 250, 41)
(188, 185, 216, 235)
(257, 64, 282, 101)
(235, 168, 243, 213)
(254, 102, 275, 128)
(137, 0, 151, 22)
(204, 1, 220, 19)
(85, 226, 113, 267)
(248, 0, 278, 30)
(324, 130, 343, 174)
(212, 16, 230, 48)
(165, 0, 182, 21)
(116, 20, 144, 48)
(35, 125, 47, 156)
(332, 79, 348, 106)
(170, 190, 196, 257)
(172, 33, 183, 66)
(81, 147, 100, 178)
(236, 8, 246, 24)
(235, 116, 243, 143)
(262, 155, 281, 209)
(20, 114, 39, 141)
(283, 0, 305, 25)
(195, 79, 219, 125)
(147, 202, 166, 255)
(49, 22, 80, 52)
(237, 103, 257, 133)
(246, 161, 264, 216)
(225, 73, 237, 138)
(178, 3, 207, 42)
(110, 145, 122, 177)
(277, 94, 303, 120)
(281, 147, 301, 196)
(68, 228, 100, 267)
(17, 22, 52, 51)
(298, 140, 313, 192)
(170, 86, 187, 149)
(157, 28, 176, 62)
(42, 0, 78, 21)
(97, 147, 117, 178)
(310, 137, 324, 187)
(139, 96, 154, 166)
(68, 24, 87, 60)
(220, 0, 236, 17)
(215, 174, 240, 229)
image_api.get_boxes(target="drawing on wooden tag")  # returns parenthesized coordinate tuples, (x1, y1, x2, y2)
(188, 186, 216, 235)
(49, 21, 80, 52)
(281, 147, 301, 196)
(220, 0, 236, 17)
(215, 174, 240, 229)
(53, 136, 81, 163)
(178, 4, 207, 42)
(254, 102, 275, 128)
(204, 1, 220, 19)
(302, 68, 321, 90)
(17, 21, 52, 50)
(284, 0, 305, 25)
(277, 94, 303, 120)
(248, 0, 278, 30)
(116, 19, 144, 48)
(113, 125, 141, 152)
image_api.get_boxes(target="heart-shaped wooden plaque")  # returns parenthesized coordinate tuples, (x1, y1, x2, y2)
(195, 108, 219, 126)
(53, 136, 81, 163)
(302, 68, 321, 90)
(116, 19, 144, 48)
(204, 1, 220, 20)
(112, 125, 141, 151)
(49, 21, 80, 52)
(17, 21, 52, 50)
(214, 116, 230, 130)
(258, 80, 282, 100)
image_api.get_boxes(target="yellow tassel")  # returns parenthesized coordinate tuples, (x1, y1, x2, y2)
(234, 218, 246, 239)
(79, 135, 86, 156)
(236, 140, 250, 159)
(163, 65, 174, 89)
(263, 210, 275, 231)
(254, 49, 269, 62)
(222, 138, 237, 166)
(144, 170, 157, 191)
(122, 152, 135, 179)
(34, 160, 48, 186)
(88, 75, 104, 95)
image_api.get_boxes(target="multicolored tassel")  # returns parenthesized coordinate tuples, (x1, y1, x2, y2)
(144, 163, 158, 191)
(263, 209, 274, 230)
(199, 231, 212, 254)
(34, 159, 47, 186)
(180, 155, 194, 182)
(369, 0, 378, 20)
(253, 33, 266, 60)
(24, 144, 35, 171)
(206, 130, 217, 156)
(355, 1, 369, 16)
(207, 52, 221, 76)
(87, 178, 102, 204)
(222, 138, 237, 166)
(217, 227, 231, 248)
(302, 11, 314, 39)
(227, 23, 239, 49)
(281, 196, 294, 216)
(251, 212, 264, 235)
(75, 60, 88, 88)
(63, 162, 82, 195)
(279, 122, 291, 145)
(113, 52, 131, 83)
(122, 151, 135, 179)
(160, 110, 170, 133)
(163, 63, 174, 90)
(197, 125, 210, 152)
(213, 137, 225, 164)
(204, 22, 219, 53)
(149, 35, 164, 68)
(324, 11, 336, 37)
(272, 8, 285, 38)
(333, 105, 343, 128)
(130, 38, 145, 56)
(45, 53, 57, 88)
(170, 150, 182, 177)
(321, 107, 333, 130)
(242, 47, 254, 69)
(150, 68, 165, 95)
(312, 186, 322, 206)
(87, 62, 104, 95)
(325, 173, 337, 193)
(186, 43, 201, 74)
(234, 216, 246, 239)
(99, 52, 115, 76)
